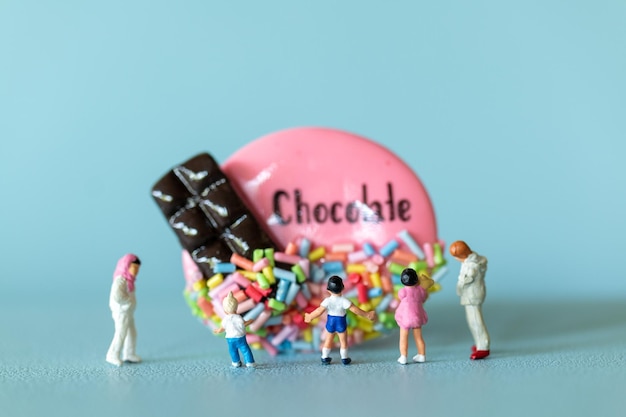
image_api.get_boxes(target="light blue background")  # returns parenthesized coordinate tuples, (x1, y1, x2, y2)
(1, 1, 625, 417)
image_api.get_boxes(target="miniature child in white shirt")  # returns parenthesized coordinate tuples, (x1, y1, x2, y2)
(213, 292, 255, 367)
(304, 275, 376, 365)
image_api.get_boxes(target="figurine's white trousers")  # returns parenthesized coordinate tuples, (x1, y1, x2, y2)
(465, 305, 490, 351)
(107, 310, 137, 360)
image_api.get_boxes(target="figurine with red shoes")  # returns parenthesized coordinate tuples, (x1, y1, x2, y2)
(450, 240, 491, 360)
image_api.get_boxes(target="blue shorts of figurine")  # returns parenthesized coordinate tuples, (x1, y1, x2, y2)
(325, 315, 347, 333)
(227, 336, 255, 365)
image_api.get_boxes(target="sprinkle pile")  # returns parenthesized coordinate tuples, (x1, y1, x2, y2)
(182, 229, 447, 355)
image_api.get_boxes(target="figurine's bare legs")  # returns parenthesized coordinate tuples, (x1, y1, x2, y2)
(322, 331, 350, 363)
(398, 328, 426, 364)
(465, 305, 490, 351)
(322, 331, 348, 350)
(399, 328, 410, 358)
(413, 328, 425, 356)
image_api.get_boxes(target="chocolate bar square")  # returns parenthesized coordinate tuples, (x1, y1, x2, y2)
(191, 240, 233, 278)
(169, 206, 218, 249)
(221, 214, 275, 259)
(151, 170, 194, 218)
(173, 153, 224, 195)
(198, 179, 248, 229)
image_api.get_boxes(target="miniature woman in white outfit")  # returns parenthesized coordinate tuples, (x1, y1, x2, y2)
(106, 254, 142, 366)
(450, 241, 490, 360)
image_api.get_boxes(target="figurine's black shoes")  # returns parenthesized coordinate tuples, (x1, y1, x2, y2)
(341, 358, 352, 365)
(321, 357, 332, 365)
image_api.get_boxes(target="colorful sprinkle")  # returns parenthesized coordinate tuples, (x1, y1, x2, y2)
(183, 231, 447, 354)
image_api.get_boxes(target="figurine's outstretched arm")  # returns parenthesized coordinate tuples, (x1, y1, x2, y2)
(304, 306, 326, 323)
(349, 305, 376, 321)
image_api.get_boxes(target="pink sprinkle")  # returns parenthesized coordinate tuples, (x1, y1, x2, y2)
(331, 243, 355, 253)
(287, 327, 299, 342)
(249, 309, 272, 332)
(236, 298, 256, 314)
(231, 272, 251, 288)
(347, 250, 368, 263)
(182, 250, 203, 286)
(274, 251, 302, 265)
(295, 292, 308, 309)
(363, 260, 379, 273)
(212, 298, 226, 318)
(353, 329, 364, 344)
(210, 282, 239, 302)
(371, 254, 385, 265)
(259, 337, 279, 356)
(308, 284, 322, 297)
(208, 272, 238, 299)
(297, 259, 310, 277)
(252, 258, 270, 272)
(271, 325, 297, 346)
(424, 243, 435, 268)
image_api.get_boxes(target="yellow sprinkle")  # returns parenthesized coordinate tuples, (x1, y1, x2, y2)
(346, 264, 367, 273)
(308, 246, 326, 262)
(355, 316, 374, 332)
(359, 302, 373, 311)
(239, 270, 257, 280)
(262, 266, 276, 284)
(364, 331, 381, 341)
(206, 274, 224, 289)
(302, 328, 312, 343)
(370, 272, 382, 288)
(192, 280, 207, 292)
(369, 296, 382, 308)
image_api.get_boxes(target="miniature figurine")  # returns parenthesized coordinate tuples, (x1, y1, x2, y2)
(106, 254, 142, 366)
(449, 240, 490, 360)
(213, 292, 256, 368)
(304, 275, 376, 365)
(394, 268, 434, 364)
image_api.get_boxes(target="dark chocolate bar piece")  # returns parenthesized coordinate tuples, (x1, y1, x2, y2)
(191, 240, 233, 279)
(169, 206, 218, 249)
(222, 214, 276, 259)
(152, 170, 194, 218)
(152, 153, 277, 277)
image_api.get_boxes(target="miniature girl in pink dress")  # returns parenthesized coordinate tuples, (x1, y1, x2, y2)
(395, 268, 434, 364)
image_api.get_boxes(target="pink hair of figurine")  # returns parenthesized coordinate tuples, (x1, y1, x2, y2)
(113, 254, 141, 292)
